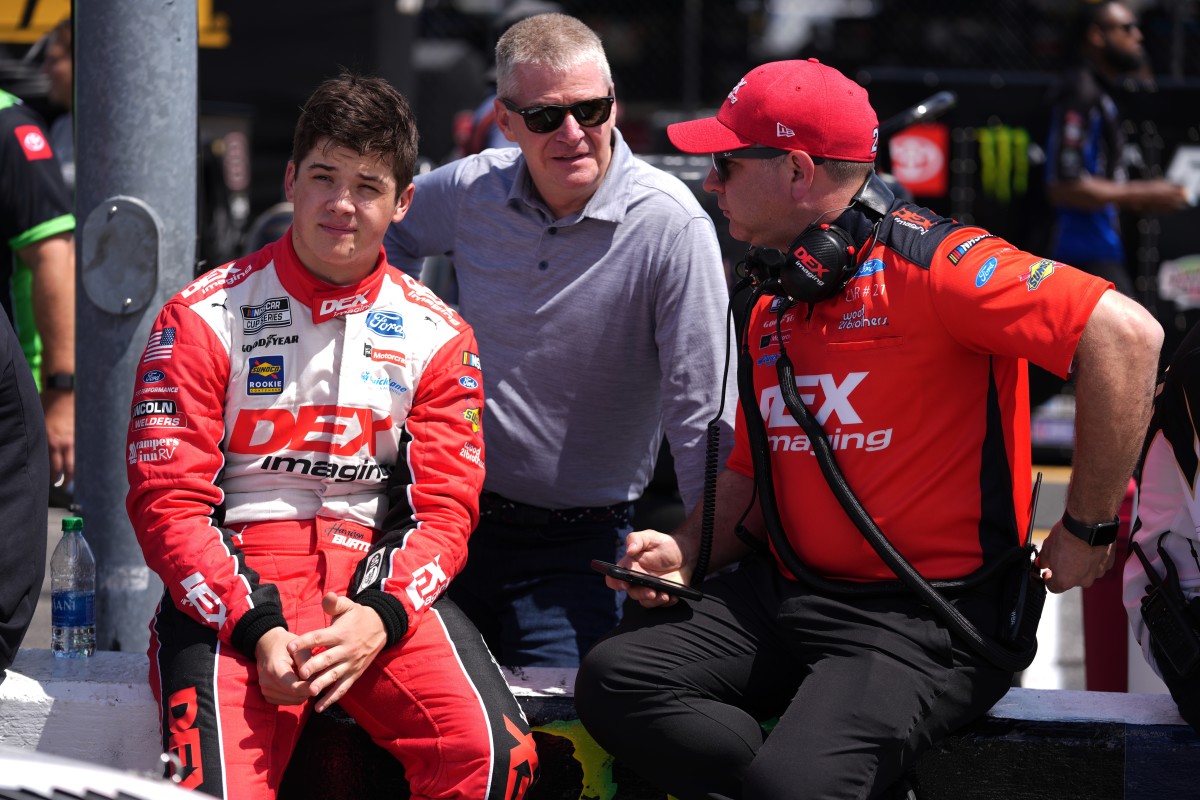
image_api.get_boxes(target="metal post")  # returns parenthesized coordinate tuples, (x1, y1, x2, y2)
(75, 3, 197, 652)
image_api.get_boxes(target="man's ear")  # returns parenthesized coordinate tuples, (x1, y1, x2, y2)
(493, 97, 519, 143)
(284, 161, 297, 202)
(787, 151, 819, 201)
(392, 182, 415, 223)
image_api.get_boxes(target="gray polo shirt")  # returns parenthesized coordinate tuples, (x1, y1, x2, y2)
(385, 129, 734, 510)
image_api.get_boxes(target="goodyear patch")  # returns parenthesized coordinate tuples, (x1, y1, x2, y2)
(247, 356, 284, 395)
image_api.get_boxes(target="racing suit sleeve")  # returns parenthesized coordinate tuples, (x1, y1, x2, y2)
(926, 232, 1110, 378)
(654, 215, 737, 512)
(348, 325, 485, 646)
(126, 301, 289, 656)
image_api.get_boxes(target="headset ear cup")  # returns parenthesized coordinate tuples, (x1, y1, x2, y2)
(780, 224, 858, 303)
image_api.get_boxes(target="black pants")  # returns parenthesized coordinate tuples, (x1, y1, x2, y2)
(575, 555, 1013, 800)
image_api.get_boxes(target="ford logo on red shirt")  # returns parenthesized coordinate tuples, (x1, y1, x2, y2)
(366, 311, 406, 338)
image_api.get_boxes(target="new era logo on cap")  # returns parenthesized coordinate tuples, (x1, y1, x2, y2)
(666, 59, 879, 163)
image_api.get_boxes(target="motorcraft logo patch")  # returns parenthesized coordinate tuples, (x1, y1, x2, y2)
(241, 297, 292, 334)
(247, 356, 284, 395)
(365, 310, 406, 338)
(364, 343, 406, 367)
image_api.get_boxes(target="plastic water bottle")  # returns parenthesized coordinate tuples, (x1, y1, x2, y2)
(50, 516, 96, 658)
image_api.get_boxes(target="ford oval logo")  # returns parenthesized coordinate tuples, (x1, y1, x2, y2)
(142, 369, 166, 383)
(366, 311, 405, 338)
(853, 258, 885, 278)
(459, 376, 479, 389)
(975, 257, 998, 288)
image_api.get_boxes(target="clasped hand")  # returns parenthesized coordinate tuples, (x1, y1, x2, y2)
(255, 592, 387, 713)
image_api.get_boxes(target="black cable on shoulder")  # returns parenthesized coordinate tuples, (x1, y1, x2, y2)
(692, 277, 752, 586)
(732, 288, 1038, 671)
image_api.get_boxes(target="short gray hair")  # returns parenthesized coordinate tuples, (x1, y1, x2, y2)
(495, 13, 613, 101)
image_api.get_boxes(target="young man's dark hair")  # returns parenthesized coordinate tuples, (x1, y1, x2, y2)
(292, 71, 419, 190)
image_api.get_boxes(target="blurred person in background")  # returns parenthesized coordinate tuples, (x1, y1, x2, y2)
(41, 17, 74, 194)
(0, 87, 75, 494)
(1045, 0, 1189, 297)
(0, 309, 48, 683)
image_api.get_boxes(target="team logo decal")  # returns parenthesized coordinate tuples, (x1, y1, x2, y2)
(247, 356, 284, 395)
(366, 310, 406, 338)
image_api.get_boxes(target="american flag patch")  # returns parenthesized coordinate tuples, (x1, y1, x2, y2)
(142, 327, 177, 363)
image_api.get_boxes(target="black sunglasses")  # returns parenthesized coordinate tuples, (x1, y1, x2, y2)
(711, 147, 822, 182)
(500, 96, 615, 134)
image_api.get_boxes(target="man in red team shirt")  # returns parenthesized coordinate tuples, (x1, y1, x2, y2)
(576, 59, 1162, 799)
(126, 73, 536, 799)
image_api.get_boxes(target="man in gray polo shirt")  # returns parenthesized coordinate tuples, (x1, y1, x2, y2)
(385, 12, 734, 667)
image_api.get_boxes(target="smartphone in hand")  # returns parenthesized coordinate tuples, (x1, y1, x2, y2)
(590, 559, 704, 601)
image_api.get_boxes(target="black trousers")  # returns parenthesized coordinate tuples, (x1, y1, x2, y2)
(575, 555, 1013, 800)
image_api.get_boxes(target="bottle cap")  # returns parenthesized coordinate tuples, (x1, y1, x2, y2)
(62, 517, 83, 531)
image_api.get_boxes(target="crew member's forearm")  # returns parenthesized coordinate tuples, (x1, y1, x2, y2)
(1066, 291, 1162, 521)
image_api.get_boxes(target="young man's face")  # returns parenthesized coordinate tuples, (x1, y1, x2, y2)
(495, 60, 615, 219)
(284, 139, 412, 285)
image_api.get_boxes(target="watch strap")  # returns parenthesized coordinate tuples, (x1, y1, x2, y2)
(44, 372, 75, 391)
(1060, 509, 1120, 546)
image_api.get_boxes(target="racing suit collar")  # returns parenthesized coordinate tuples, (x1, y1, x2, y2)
(273, 228, 387, 324)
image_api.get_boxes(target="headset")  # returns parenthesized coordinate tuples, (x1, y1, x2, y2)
(740, 171, 895, 303)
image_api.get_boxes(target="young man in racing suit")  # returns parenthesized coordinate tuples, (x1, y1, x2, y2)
(125, 73, 537, 800)
(575, 59, 1163, 799)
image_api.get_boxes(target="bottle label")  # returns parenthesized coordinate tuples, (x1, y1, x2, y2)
(52, 590, 95, 627)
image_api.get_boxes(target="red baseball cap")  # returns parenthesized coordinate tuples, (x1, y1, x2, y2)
(667, 59, 879, 162)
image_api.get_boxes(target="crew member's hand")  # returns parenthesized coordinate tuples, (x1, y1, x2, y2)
(1037, 522, 1116, 592)
(613, 530, 690, 608)
(287, 592, 387, 713)
(255, 626, 311, 705)
(42, 389, 74, 486)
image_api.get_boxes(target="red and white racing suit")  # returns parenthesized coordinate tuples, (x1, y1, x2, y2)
(126, 233, 537, 799)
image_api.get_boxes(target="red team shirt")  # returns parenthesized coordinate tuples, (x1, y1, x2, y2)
(728, 203, 1110, 583)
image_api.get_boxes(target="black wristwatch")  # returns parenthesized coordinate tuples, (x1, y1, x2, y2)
(44, 372, 75, 391)
(1060, 510, 1120, 546)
